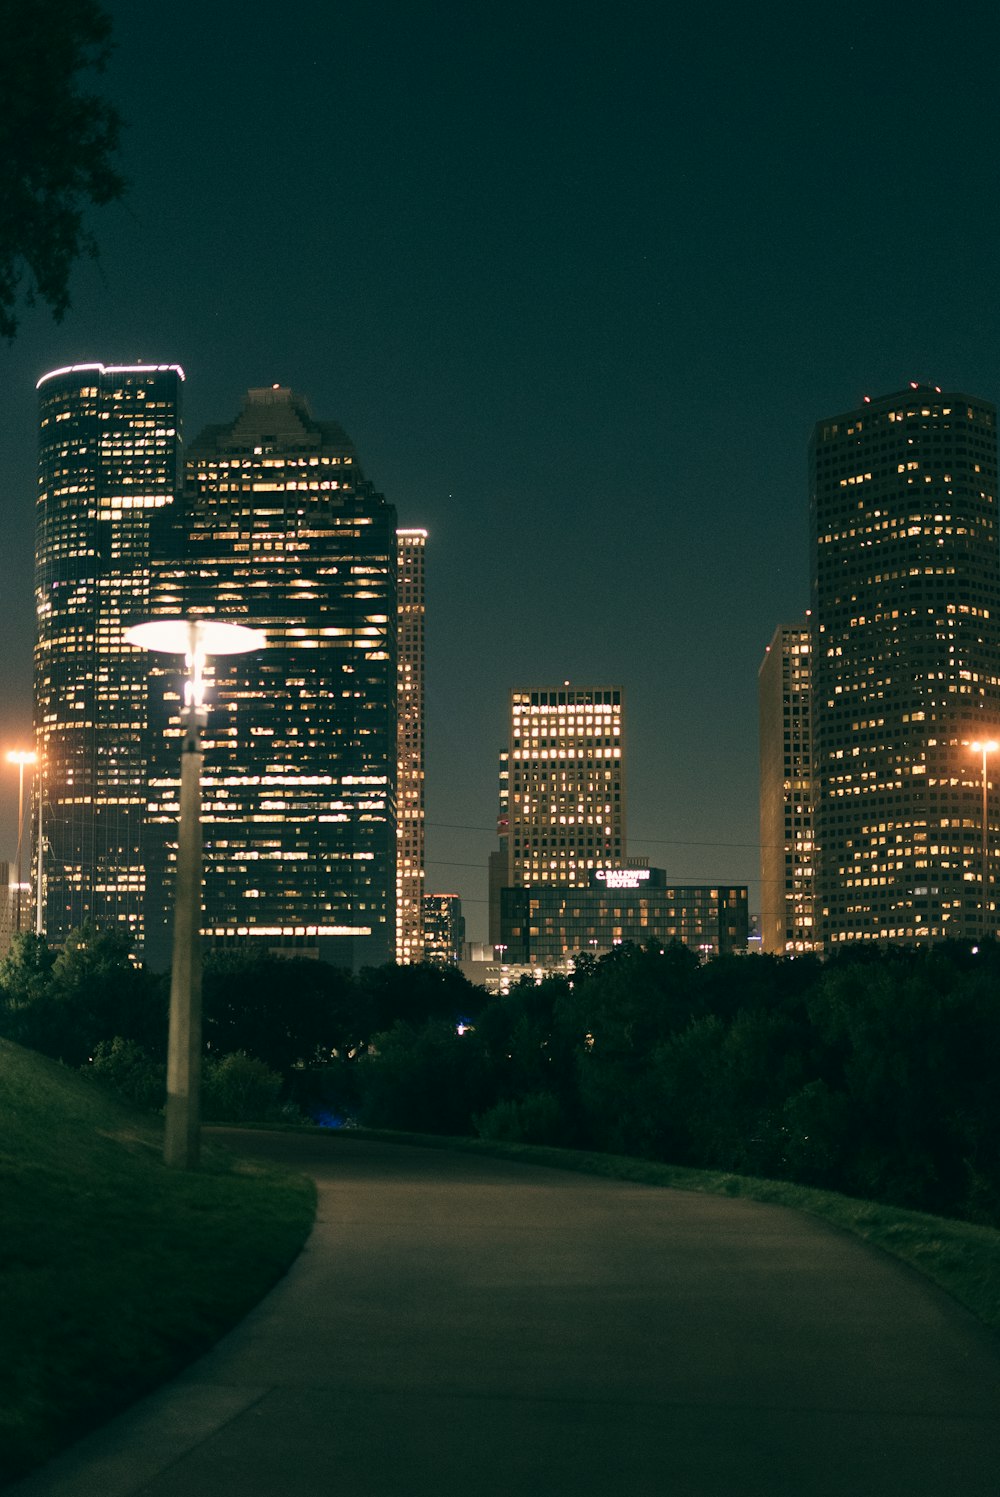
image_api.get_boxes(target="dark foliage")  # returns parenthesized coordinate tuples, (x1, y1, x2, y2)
(0, 0, 125, 338)
(352, 939, 1000, 1226)
(0, 926, 166, 1066)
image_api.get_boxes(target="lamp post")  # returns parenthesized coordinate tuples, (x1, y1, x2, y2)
(125, 618, 264, 1169)
(970, 739, 998, 941)
(6, 750, 37, 935)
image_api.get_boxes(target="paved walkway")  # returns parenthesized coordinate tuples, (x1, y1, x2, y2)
(11, 1132, 1000, 1495)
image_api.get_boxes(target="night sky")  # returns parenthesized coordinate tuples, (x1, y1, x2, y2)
(3, 3, 1000, 941)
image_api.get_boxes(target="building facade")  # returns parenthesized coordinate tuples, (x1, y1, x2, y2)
(758, 621, 816, 953)
(501, 868, 748, 965)
(810, 385, 1000, 945)
(506, 685, 625, 888)
(143, 386, 398, 969)
(34, 362, 184, 948)
(396, 529, 427, 961)
(422, 892, 465, 965)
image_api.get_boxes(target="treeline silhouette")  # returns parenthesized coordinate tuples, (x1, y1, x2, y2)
(2, 928, 998, 1225)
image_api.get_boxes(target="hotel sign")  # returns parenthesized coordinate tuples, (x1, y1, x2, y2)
(596, 868, 651, 890)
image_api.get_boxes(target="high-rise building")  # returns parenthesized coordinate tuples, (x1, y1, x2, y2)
(505, 685, 625, 888)
(34, 362, 184, 947)
(758, 621, 816, 953)
(396, 528, 427, 962)
(810, 385, 1000, 946)
(143, 386, 398, 970)
(422, 892, 465, 965)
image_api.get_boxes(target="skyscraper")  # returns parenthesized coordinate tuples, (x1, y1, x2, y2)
(810, 385, 1000, 945)
(396, 528, 427, 962)
(505, 685, 625, 887)
(758, 621, 815, 953)
(143, 386, 398, 969)
(422, 892, 465, 965)
(34, 362, 184, 947)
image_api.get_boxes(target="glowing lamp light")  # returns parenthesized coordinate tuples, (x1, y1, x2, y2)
(970, 739, 999, 756)
(6, 750, 37, 767)
(125, 620, 265, 715)
(124, 619, 264, 657)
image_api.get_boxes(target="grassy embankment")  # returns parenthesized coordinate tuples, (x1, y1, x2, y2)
(0, 1038, 315, 1488)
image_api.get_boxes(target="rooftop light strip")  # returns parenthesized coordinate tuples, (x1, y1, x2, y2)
(37, 363, 186, 389)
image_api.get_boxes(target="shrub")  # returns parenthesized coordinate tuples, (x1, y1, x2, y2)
(202, 1051, 287, 1123)
(474, 1091, 573, 1146)
(85, 1037, 165, 1112)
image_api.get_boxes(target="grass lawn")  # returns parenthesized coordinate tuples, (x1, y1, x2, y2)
(0, 1038, 316, 1488)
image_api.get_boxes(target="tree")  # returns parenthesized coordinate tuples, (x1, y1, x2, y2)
(0, 0, 125, 339)
(202, 952, 363, 1076)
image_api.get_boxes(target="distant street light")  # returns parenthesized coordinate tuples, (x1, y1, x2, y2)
(970, 739, 998, 940)
(6, 750, 37, 935)
(125, 617, 264, 1169)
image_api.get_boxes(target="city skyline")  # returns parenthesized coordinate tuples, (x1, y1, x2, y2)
(4, 5, 1000, 942)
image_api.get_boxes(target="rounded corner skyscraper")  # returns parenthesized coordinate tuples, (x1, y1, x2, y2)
(34, 361, 185, 947)
(810, 384, 1000, 946)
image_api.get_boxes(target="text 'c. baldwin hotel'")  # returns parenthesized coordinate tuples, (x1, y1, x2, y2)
(760, 384, 1000, 951)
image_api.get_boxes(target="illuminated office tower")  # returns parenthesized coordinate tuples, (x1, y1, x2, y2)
(758, 622, 815, 953)
(396, 528, 427, 962)
(34, 362, 184, 946)
(506, 686, 625, 887)
(422, 892, 465, 966)
(144, 386, 397, 970)
(811, 385, 1000, 946)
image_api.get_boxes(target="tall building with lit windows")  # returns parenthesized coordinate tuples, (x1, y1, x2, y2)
(810, 385, 1000, 946)
(396, 528, 427, 962)
(422, 892, 465, 965)
(34, 362, 184, 946)
(143, 386, 397, 970)
(505, 686, 625, 887)
(758, 621, 815, 953)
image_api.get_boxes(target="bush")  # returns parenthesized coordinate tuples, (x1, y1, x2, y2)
(474, 1091, 574, 1146)
(84, 1037, 165, 1112)
(202, 1051, 288, 1123)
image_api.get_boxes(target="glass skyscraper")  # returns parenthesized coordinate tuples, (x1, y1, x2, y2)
(34, 362, 184, 946)
(810, 385, 1000, 945)
(143, 386, 398, 970)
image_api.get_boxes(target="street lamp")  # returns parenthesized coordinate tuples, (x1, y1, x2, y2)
(125, 617, 264, 1169)
(6, 750, 37, 935)
(970, 739, 998, 941)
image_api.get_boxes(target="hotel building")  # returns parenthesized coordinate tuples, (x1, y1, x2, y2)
(758, 621, 816, 953)
(143, 386, 397, 970)
(810, 385, 1000, 945)
(501, 868, 748, 964)
(34, 362, 184, 947)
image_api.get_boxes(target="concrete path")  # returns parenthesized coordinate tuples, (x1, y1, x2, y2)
(11, 1132, 1000, 1495)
